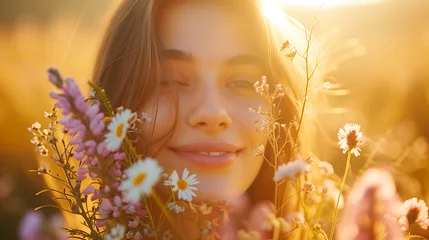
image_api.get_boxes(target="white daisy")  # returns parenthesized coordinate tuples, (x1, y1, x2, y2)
(338, 123, 364, 157)
(273, 159, 309, 181)
(105, 109, 134, 151)
(164, 168, 199, 202)
(105, 224, 126, 240)
(398, 198, 429, 231)
(119, 158, 163, 203)
(168, 201, 187, 214)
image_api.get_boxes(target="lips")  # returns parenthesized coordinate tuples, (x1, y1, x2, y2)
(169, 142, 242, 168)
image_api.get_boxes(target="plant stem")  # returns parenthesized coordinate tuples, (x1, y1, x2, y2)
(143, 196, 158, 240)
(151, 190, 186, 240)
(329, 150, 352, 240)
(62, 168, 101, 240)
(295, 180, 313, 238)
(315, 192, 324, 223)
(273, 219, 281, 240)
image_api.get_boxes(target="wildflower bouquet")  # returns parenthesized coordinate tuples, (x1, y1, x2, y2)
(27, 47, 429, 240)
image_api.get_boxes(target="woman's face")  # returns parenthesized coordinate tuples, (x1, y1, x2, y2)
(140, 2, 270, 201)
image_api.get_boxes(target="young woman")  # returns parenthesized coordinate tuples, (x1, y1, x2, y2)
(92, 0, 314, 238)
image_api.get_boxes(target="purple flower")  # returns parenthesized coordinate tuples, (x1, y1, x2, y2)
(82, 185, 95, 195)
(49, 71, 109, 161)
(47, 67, 63, 88)
(336, 169, 404, 240)
(19, 211, 43, 240)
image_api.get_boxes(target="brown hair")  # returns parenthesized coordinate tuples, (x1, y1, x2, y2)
(92, 0, 307, 210)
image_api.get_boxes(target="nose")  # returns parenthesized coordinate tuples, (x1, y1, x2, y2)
(188, 87, 232, 133)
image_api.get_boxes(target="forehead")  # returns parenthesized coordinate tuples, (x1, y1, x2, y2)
(156, 2, 262, 61)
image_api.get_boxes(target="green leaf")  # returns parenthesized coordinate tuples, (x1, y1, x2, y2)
(88, 81, 113, 117)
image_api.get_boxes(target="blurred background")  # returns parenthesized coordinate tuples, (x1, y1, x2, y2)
(0, 0, 428, 239)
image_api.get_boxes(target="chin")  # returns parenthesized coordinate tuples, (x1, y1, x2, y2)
(193, 175, 251, 202)
(195, 189, 244, 202)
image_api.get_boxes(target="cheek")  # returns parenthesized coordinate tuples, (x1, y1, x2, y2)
(231, 99, 270, 178)
(234, 98, 270, 144)
(138, 96, 176, 155)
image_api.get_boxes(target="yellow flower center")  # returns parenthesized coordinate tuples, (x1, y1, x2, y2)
(102, 116, 112, 125)
(116, 123, 124, 138)
(133, 173, 147, 186)
(177, 179, 188, 190)
(176, 201, 187, 208)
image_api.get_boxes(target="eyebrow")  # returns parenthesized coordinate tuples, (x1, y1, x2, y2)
(225, 54, 264, 68)
(162, 49, 265, 68)
(163, 49, 195, 61)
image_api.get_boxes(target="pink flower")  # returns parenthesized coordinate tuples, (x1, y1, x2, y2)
(128, 219, 139, 228)
(336, 169, 404, 240)
(99, 198, 113, 215)
(19, 211, 43, 240)
(48, 68, 63, 88)
(96, 141, 110, 157)
(82, 185, 95, 195)
(247, 201, 275, 239)
(91, 190, 100, 201)
(74, 152, 85, 161)
(64, 77, 82, 98)
(55, 95, 72, 115)
(95, 219, 108, 228)
(114, 152, 126, 160)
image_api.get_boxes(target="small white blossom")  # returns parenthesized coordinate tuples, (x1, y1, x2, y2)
(321, 180, 344, 209)
(37, 145, 49, 157)
(37, 163, 47, 175)
(273, 159, 309, 181)
(105, 224, 126, 240)
(319, 161, 334, 176)
(253, 144, 265, 156)
(28, 122, 41, 132)
(141, 112, 152, 123)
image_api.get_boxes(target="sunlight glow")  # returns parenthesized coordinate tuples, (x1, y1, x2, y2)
(277, 0, 383, 8)
(261, 0, 288, 24)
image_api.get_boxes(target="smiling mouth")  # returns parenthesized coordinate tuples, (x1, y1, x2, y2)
(196, 152, 228, 156)
(169, 142, 243, 168)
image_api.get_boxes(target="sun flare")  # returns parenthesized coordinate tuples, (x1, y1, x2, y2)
(263, 0, 383, 10)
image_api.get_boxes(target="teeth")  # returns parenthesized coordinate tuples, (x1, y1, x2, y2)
(198, 152, 226, 156)
(209, 152, 225, 156)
